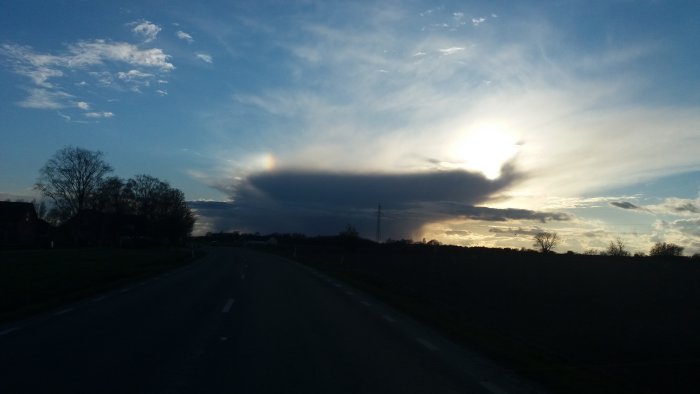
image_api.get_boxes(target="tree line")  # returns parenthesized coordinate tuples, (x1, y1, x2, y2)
(533, 231, 691, 258)
(35, 146, 194, 244)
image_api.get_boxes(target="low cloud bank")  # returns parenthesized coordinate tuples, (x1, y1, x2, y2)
(191, 166, 569, 239)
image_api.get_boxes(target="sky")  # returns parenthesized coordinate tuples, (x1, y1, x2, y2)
(1, 0, 700, 254)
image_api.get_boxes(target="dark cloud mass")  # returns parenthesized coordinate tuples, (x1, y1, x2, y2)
(610, 201, 640, 210)
(191, 167, 569, 239)
(674, 202, 700, 213)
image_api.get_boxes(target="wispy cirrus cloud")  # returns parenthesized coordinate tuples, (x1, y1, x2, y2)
(17, 88, 72, 109)
(85, 111, 114, 118)
(196, 53, 213, 63)
(176, 30, 194, 43)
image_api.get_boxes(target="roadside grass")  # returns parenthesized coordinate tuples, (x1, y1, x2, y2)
(0, 247, 204, 323)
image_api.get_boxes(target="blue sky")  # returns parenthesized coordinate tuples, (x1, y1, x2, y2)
(2, 0, 700, 254)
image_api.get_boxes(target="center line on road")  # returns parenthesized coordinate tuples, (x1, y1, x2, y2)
(480, 381, 510, 394)
(415, 337, 439, 351)
(53, 308, 75, 316)
(222, 298, 235, 313)
(0, 327, 21, 336)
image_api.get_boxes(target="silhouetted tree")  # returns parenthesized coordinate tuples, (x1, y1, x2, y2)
(125, 175, 194, 243)
(339, 224, 359, 239)
(649, 242, 684, 257)
(533, 232, 559, 253)
(606, 238, 630, 257)
(92, 176, 130, 213)
(35, 146, 112, 221)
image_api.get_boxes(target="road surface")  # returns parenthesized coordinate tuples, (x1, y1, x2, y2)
(0, 247, 546, 393)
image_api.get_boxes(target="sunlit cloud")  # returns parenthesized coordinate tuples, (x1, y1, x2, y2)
(76, 101, 90, 110)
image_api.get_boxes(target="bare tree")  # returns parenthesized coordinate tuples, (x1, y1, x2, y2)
(606, 238, 630, 257)
(35, 146, 113, 220)
(533, 232, 559, 253)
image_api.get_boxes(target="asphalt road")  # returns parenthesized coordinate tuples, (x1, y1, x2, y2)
(0, 247, 546, 394)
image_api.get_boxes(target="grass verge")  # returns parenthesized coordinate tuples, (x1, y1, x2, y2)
(0, 247, 204, 323)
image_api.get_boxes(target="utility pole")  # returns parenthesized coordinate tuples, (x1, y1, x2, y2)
(376, 203, 382, 243)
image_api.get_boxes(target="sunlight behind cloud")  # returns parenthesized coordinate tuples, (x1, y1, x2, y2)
(448, 121, 520, 180)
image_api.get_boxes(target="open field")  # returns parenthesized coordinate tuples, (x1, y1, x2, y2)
(0, 247, 203, 323)
(269, 242, 700, 394)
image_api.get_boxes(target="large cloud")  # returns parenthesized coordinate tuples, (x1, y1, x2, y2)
(190, 165, 568, 238)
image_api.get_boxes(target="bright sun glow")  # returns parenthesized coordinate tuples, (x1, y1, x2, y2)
(449, 121, 520, 179)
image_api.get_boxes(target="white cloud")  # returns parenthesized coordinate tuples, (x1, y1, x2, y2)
(156, 89, 168, 96)
(196, 53, 213, 63)
(176, 30, 194, 43)
(117, 69, 154, 80)
(438, 47, 465, 55)
(76, 101, 89, 110)
(130, 20, 162, 42)
(472, 17, 486, 26)
(17, 88, 72, 109)
(84, 111, 114, 118)
(67, 40, 174, 71)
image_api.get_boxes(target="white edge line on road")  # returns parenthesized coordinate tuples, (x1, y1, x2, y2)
(222, 298, 235, 313)
(0, 327, 21, 336)
(480, 381, 510, 394)
(415, 337, 439, 351)
(382, 314, 396, 323)
(53, 308, 75, 316)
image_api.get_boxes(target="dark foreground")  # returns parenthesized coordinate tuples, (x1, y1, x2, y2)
(0, 247, 543, 394)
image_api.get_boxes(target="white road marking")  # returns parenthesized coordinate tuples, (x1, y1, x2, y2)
(415, 337, 439, 351)
(53, 308, 75, 316)
(92, 296, 107, 302)
(0, 327, 20, 336)
(382, 314, 396, 323)
(222, 298, 235, 313)
(480, 381, 509, 394)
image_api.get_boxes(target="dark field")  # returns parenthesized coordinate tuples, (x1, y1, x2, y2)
(278, 243, 700, 394)
(0, 247, 201, 323)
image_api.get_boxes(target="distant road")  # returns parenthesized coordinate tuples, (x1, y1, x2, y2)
(0, 247, 545, 394)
